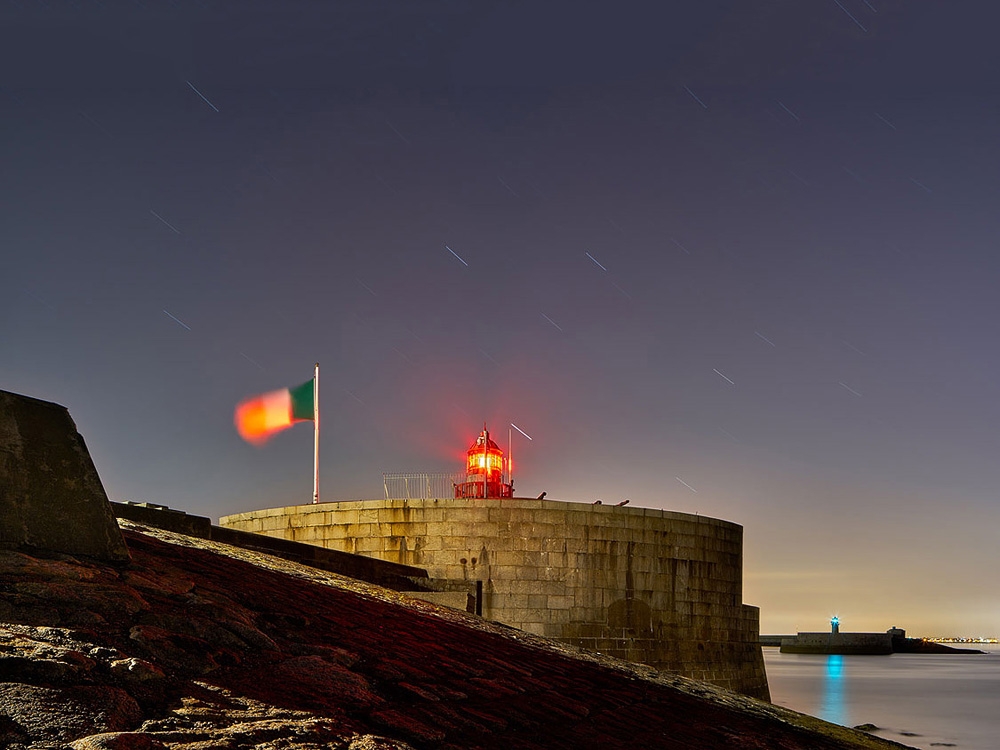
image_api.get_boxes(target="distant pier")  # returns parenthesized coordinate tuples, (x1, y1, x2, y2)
(766, 620, 985, 655)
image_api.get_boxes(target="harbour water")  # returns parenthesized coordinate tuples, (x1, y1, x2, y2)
(763, 645, 1000, 750)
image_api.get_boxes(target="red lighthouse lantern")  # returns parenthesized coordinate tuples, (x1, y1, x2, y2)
(455, 424, 513, 499)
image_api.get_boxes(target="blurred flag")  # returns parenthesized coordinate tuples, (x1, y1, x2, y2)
(235, 378, 314, 445)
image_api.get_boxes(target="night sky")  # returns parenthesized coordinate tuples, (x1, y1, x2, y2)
(5, 2, 1000, 636)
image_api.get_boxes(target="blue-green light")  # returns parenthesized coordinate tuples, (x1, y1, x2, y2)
(821, 655, 847, 726)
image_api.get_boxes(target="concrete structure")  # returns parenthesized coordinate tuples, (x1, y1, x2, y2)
(780, 618, 893, 655)
(778, 622, 982, 655)
(221, 497, 770, 700)
(0, 390, 129, 561)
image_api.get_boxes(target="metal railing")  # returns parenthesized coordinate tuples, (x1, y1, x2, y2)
(382, 472, 465, 500)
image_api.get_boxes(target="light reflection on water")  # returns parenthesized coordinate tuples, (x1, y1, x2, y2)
(820, 654, 846, 726)
(764, 646, 1000, 750)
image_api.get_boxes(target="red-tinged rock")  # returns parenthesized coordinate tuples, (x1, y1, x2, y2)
(19, 581, 151, 621)
(0, 550, 104, 582)
(0, 684, 141, 745)
(370, 709, 447, 744)
(347, 734, 417, 750)
(69, 731, 167, 750)
(264, 655, 385, 711)
(110, 657, 165, 683)
(1, 521, 915, 750)
(395, 681, 442, 702)
(121, 567, 196, 598)
(411, 702, 495, 736)
(127, 625, 219, 675)
(465, 676, 526, 697)
(287, 642, 361, 668)
(368, 658, 413, 682)
(460, 706, 509, 732)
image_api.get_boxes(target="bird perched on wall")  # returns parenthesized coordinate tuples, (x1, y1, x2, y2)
(536, 491, 546, 500)
(615, 499, 630, 507)
(593, 500, 602, 505)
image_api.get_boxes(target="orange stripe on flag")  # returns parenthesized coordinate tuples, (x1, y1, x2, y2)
(235, 389, 294, 445)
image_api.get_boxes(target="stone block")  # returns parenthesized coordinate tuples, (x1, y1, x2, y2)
(499, 579, 564, 597)
(546, 595, 573, 611)
(470, 521, 500, 537)
(444, 506, 484, 523)
(530, 523, 557, 539)
(331, 508, 360, 525)
(288, 526, 314, 543)
(488, 507, 538, 523)
(440, 521, 475, 537)
(412, 507, 446, 522)
(509, 498, 545, 510)
(538, 537, 578, 553)
(376, 506, 409, 523)
(421, 520, 446, 537)
(415, 535, 443, 553)
(479, 549, 517, 568)
(531, 508, 568, 525)
(491, 593, 530, 610)
(511, 535, 542, 552)
(511, 565, 539, 582)
(346, 523, 374, 538)
(304, 511, 328, 526)
(274, 516, 296, 532)
(504, 521, 537, 538)
(436, 536, 472, 552)
(324, 524, 349, 540)
(382, 522, 426, 537)
(353, 537, 384, 553)
(526, 594, 548, 609)
(0, 390, 129, 561)
(555, 524, 587, 541)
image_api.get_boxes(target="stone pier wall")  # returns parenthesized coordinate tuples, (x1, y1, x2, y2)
(221, 498, 769, 700)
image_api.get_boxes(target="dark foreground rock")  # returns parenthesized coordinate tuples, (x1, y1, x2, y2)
(0, 522, 913, 749)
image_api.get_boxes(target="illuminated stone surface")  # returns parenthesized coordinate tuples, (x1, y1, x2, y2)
(0, 523, 908, 749)
(222, 498, 769, 700)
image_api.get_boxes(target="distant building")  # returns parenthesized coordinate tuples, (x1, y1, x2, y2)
(780, 618, 893, 655)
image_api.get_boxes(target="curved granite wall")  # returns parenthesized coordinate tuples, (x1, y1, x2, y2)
(220, 498, 769, 700)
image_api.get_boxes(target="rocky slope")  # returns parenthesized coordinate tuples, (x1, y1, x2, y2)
(0, 521, 912, 749)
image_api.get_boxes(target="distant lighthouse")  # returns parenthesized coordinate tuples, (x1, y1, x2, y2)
(454, 424, 513, 499)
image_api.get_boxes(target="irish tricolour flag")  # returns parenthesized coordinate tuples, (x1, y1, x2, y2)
(235, 377, 315, 445)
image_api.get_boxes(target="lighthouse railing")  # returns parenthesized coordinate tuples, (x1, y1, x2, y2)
(382, 472, 465, 500)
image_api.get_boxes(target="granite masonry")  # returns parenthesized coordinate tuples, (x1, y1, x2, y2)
(221, 498, 770, 700)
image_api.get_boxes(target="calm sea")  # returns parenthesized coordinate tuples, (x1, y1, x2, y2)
(763, 645, 1000, 750)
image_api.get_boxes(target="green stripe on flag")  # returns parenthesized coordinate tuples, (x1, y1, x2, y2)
(289, 378, 315, 421)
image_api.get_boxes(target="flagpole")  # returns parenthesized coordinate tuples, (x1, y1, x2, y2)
(508, 426, 513, 496)
(312, 362, 320, 504)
